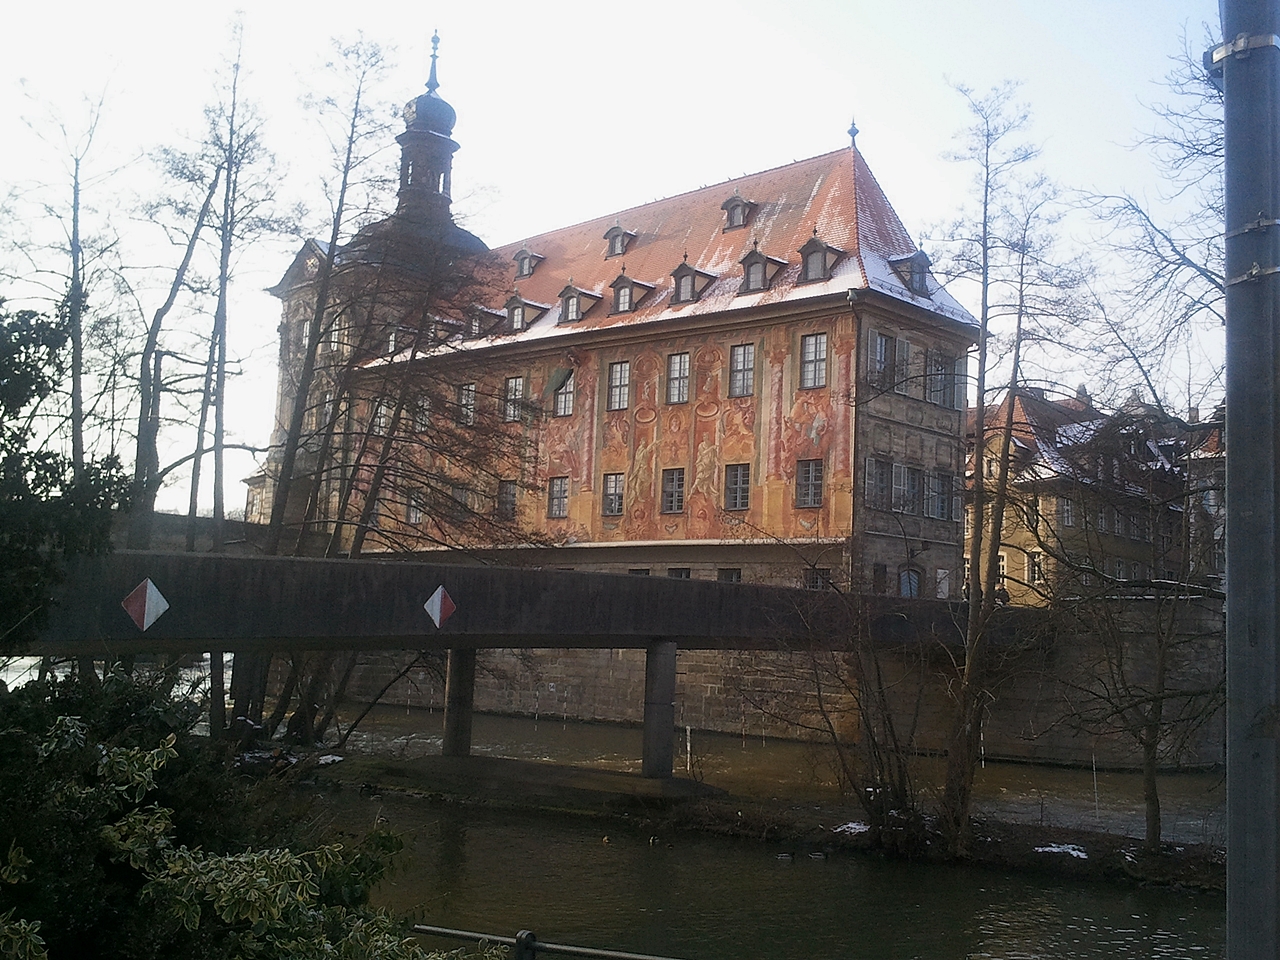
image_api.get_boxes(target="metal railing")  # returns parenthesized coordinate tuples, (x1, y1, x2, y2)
(410, 924, 689, 960)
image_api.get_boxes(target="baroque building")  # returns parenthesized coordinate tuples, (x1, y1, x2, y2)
(250, 44, 978, 596)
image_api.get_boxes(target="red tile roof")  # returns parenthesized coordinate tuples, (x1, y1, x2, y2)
(485, 146, 975, 342)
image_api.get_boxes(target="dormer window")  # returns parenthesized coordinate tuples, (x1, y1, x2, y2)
(720, 191, 756, 232)
(890, 251, 934, 298)
(505, 297, 527, 333)
(798, 231, 844, 283)
(609, 271, 654, 314)
(738, 242, 787, 294)
(513, 246, 543, 279)
(670, 259, 717, 304)
(603, 222, 636, 259)
(557, 283, 602, 323)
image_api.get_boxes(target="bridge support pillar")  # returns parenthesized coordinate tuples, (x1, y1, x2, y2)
(442, 648, 476, 757)
(642, 639, 677, 778)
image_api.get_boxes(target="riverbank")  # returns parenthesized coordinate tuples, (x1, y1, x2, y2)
(306, 750, 1225, 894)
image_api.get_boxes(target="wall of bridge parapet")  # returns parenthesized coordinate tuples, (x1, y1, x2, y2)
(33, 551, 889, 656)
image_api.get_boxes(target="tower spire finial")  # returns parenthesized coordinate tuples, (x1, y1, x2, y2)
(848, 115, 859, 147)
(427, 30, 441, 94)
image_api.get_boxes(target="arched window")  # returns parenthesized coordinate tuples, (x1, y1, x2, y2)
(898, 567, 921, 598)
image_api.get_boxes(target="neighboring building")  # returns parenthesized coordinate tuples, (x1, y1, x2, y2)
(252, 45, 978, 595)
(966, 386, 1225, 605)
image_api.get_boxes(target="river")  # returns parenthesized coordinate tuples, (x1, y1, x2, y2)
(317, 793, 1223, 960)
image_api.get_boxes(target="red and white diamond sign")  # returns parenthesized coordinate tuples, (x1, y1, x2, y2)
(121, 578, 170, 632)
(424, 585, 456, 629)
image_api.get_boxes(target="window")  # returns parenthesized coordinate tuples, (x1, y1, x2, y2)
(629, 568, 651, 576)
(602, 472, 624, 516)
(1060, 497, 1075, 527)
(927, 471, 959, 521)
(869, 331, 893, 389)
(547, 476, 569, 518)
(607, 361, 630, 411)
(872, 563, 888, 595)
(893, 464, 923, 515)
(676, 272, 695, 302)
(615, 283, 632, 313)
(456, 383, 476, 425)
(718, 568, 742, 583)
(727, 203, 746, 228)
(1028, 551, 1046, 584)
(804, 248, 826, 281)
(804, 567, 833, 590)
(372, 399, 391, 433)
(866, 457, 892, 511)
(729, 343, 755, 397)
(503, 376, 525, 422)
(935, 568, 952, 599)
(450, 484, 471, 520)
(516, 254, 533, 278)
(553, 371, 575, 417)
(661, 468, 685, 513)
(796, 459, 824, 508)
(926, 352, 961, 408)
(563, 293, 581, 321)
(724, 463, 750, 511)
(799, 333, 827, 389)
(746, 260, 766, 290)
(1114, 559, 1128, 581)
(667, 353, 690, 404)
(497, 480, 517, 520)
(1096, 503, 1109, 533)
(997, 553, 1008, 585)
(898, 567, 921, 598)
(667, 568, 691, 579)
(509, 303, 525, 332)
(406, 491, 425, 525)
(413, 399, 430, 433)
(893, 338, 911, 395)
(910, 258, 929, 295)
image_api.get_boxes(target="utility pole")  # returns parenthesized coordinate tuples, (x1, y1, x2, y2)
(1219, 0, 1280, 955)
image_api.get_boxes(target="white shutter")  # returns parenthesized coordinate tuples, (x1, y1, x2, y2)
(867, 328, 880, 385)
(894, 338, 911, 394)
(865, 457, 877, 506)
(892, 463, 906, 512)
(952, 475, 963, 523)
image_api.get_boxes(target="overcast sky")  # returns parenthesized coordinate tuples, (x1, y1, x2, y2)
(2, 0, 1221, 513)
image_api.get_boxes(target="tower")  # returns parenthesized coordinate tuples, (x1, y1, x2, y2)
(396, 32, 459, 224)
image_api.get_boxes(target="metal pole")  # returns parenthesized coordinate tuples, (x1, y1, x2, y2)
(1222, 1, 1280, 955)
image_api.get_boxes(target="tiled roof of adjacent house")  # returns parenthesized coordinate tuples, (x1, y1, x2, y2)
(485, 146, 975, 342)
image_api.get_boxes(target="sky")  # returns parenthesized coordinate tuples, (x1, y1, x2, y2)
(1, 0, 1222, 514)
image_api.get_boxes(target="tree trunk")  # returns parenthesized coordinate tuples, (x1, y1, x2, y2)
(1142, 733, 1162, 854)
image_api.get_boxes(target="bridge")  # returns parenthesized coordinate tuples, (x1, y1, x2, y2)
(38, 551, 960, 779)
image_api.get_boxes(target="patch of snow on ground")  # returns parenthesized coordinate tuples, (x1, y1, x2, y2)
(833, 821, 871, 835)
(317, 755, 344, 765)
(1034, 843, 1088, 859)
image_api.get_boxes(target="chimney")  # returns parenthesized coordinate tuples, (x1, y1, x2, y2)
(1189, 407, 1200, 423)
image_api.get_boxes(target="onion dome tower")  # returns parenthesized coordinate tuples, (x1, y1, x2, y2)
(390, 32, 486, 253)
(397, 32, 459, 223)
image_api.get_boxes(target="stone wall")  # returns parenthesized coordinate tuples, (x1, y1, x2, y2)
(335, 597, 1225, 770)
